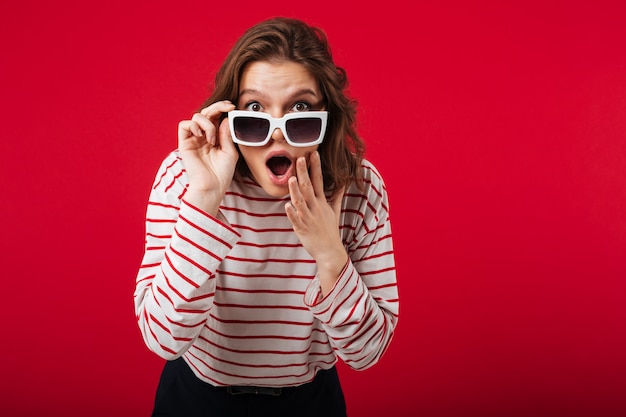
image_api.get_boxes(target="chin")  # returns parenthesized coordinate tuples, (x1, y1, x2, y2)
(250, 170, 291, 198)
(260, 183, 290, 198)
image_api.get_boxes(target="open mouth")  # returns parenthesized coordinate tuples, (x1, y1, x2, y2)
(266, 156, 292, 177)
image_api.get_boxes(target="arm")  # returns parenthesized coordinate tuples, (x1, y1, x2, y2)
(133, 153, 241, 359)
(287, 155, 399, 370)
(134, 101, 241, 359)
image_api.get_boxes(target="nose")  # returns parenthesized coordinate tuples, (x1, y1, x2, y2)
(271, 127, 286, 143)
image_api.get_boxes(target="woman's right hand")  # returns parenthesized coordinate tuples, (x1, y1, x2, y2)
(177, 100, 237, 216)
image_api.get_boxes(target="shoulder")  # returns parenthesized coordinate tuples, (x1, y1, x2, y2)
(349, 159, 389, 208)
(150, 150, 188, 196)
(341, 159, 391, 231)
(359, 159, 387, 194)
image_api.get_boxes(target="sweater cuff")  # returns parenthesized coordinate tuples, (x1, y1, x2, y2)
(304, 260, 354, 315)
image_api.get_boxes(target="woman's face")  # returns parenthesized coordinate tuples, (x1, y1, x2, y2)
(236, 60, 324, 197)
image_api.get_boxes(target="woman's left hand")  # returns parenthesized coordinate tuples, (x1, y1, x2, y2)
(285, 151, 348, 296)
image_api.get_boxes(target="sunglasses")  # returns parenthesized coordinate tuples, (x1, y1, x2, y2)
(228, 110, 328, 147)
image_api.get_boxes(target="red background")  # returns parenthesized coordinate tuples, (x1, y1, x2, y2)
(1, 1, 625, 416)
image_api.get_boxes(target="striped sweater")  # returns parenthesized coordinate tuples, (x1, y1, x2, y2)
(134, 150, 399, 387)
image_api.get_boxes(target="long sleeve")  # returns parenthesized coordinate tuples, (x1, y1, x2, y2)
(304, 160, 399, 370)
(134, 153, 398, 387)
(133, 152, 241, 359)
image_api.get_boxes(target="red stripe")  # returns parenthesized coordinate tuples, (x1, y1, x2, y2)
(360, 266, 396, 276)
(355, 250, 394, 263)
(198, 334, 330, 355)
(153, 158, 178, 189)
(179, 213, 237, 248)
(330, 278, 359, 320)
(157, 279, 213, 310)
(183, 200, 237, 233)
(343, 208, 365, 220)
(224, 255, 315, 264)
(339, 286, 364, 326)
(354, 232, 393, 251)
(212, 301, 309, 311)
(209, 312, 313, 327)
(367, 281, 398, 291)
(135, 274, 155, 286)
(164, 170, 184, 192)
(174, 227, 222, 262)
(222, 205, 287, 218)
(164, 250, 203, 289)
(177, 187, 188, 201)
(236, 240, 302, 248)
(168, 244, 215, 280)
(231, 223, 294, 233)
(146, 232, 172, 239)
(216, 286, 305, 296)
(342, 315, 379, 350)
(192, 344, 314, 369)
(205, 325, 327, 341)
(148, 201, 180, 210)
(149, 313, 193, 343)
(217, 269, 314, 280)
(147, 218, 177, 223)
(146, 319, 178, 356)
(366, 200, 380, 223)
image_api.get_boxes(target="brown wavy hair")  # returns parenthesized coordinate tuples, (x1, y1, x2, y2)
(199, 17, 365, 193)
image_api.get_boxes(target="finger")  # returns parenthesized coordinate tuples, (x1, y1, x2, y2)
(200, 100, 235, 121)
(285, 201, 304, 230)
(309, 151, 325, 198)
(191, 113, 217, 145)
(178, 120, 204, 139)
(217, 117, 236, 152)
(296, 157, 316, 203)
(288, 175, 310, 216)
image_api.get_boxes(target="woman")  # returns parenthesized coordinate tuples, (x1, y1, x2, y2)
(134, 17, 399, 417)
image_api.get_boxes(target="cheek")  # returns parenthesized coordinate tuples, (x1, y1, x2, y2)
(238, 147, 264, 171)
(298, 145, 319, 156)
(305, 145, 320, 162)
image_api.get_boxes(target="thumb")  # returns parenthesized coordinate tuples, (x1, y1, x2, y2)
(218, 117, 237, 154)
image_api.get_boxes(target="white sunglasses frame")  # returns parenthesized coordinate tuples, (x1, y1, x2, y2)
(228, 110, 328, 147)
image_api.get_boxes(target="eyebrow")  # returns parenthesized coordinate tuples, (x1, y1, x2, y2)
(238, 88, 320, 99)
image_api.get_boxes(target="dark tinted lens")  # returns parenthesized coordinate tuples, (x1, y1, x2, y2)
(285, 118, 322, 143)
(234, 117, 270, 143)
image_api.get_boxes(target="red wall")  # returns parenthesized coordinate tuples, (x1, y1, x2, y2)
(1, 1, 625, 416)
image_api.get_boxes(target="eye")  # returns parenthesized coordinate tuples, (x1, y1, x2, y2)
(244, 101, 263, 112)
(291, 101, 312, 112)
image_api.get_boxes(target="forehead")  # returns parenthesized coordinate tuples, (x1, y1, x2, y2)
(239, 61, 320, 98)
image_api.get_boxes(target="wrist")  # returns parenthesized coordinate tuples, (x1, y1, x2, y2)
(316, 249, 349, 297)
(183, 187, 223, 217)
